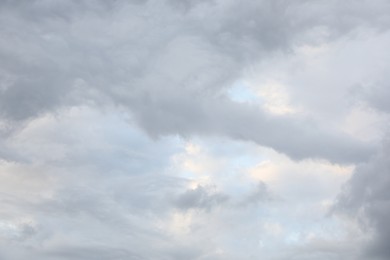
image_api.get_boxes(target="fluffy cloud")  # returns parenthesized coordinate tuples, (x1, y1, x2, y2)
(335, 140, 390, 260)
(1, 0, 390, 259)
(1, 0, 386, 163)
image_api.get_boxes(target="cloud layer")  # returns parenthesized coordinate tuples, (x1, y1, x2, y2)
(1, 0, 390, 259)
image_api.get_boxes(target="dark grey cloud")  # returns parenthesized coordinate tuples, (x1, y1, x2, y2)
(335, 140, 390, 260)
(132, 95, 374, 164)
(174, 185, 228, 211)
(0, 0, 386, 163)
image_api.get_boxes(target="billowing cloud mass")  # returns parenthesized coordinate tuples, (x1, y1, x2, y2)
(335, 141, 390, 260)
(1, 0, 390, 259)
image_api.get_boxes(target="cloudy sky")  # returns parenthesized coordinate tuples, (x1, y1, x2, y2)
(1, 0, 390, 259)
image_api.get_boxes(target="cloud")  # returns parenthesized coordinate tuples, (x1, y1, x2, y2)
(0, 107, 362, 259)
(238, 181, 273, 207)
(0, 0, 385, 163)
(334, 140, 390, 260)
(44, 246, 144, 260)
(174, 185, 229, 211)
(1, 0, 390, 259)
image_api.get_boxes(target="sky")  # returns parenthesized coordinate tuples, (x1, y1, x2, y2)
(0, 0, 390, 259)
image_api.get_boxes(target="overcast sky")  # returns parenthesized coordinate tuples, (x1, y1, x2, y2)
(1, 0, 390, 259)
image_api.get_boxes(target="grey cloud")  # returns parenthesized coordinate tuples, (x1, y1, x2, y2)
(36, 174, 185, 225)
(0, 221, 37, 242)
(174, 185, 228, 211)
(133, 94, 374, 163)
(0, 114, 377, 260)
(48, 243, 221, 260)
(0, 178, 227, 260)
(0, 0, 385, 163)
(1, 1, 390, 259)
(174, 180, 274, 211)
(0, 170, 207, 260)
(239, 181, 273, 207)
(167, 0, 214, 11)
(359, 80, 390, 113)
(0, 67, 70, 120)
(0, 245, 147, 260)
(44, 246, 145, 260)
(0, 113, 203, 259)
(335, 140, 390, 260)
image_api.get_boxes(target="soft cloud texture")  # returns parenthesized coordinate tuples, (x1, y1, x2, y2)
(0, 0, 384, 162)
(335, 140, 390, 260)
(1, 0, 390, 259)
